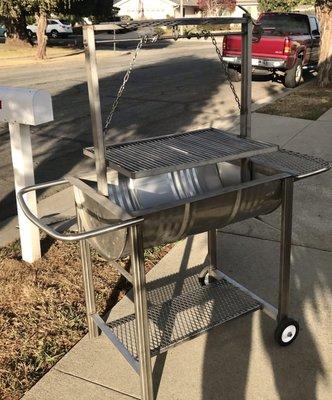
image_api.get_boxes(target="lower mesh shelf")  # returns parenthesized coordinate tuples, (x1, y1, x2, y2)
(108, 277, 261, 359)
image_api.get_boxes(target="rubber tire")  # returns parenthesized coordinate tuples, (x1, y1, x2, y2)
(50, 30, 59, 39)
(284, 59, 302, 88)
(275, 318, 299, 346)
(227, 66, 241, 82)
(198, 272, 218, 286)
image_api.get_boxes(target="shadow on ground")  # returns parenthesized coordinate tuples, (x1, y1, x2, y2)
(0, 53, 237, 222)
(145, 233, 328, 400)
(200, 231, 328, 400)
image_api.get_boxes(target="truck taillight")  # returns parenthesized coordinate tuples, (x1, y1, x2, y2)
(284, 37, 291, 54)
(222, 37, 227, 53)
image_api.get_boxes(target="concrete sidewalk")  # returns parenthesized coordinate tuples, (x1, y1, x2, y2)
(5, 109, 332, 399)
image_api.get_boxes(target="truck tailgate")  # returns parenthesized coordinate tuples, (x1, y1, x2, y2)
(224, 35, 286, 59)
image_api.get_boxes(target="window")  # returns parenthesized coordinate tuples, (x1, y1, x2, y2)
(309, 17, 319, 34)
(254, 14, 310, 36)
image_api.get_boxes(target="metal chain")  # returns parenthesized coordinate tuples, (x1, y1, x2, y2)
(209, 32, 241, 111)
(103, 34, 158, 134)
(103, 30, 241, 134)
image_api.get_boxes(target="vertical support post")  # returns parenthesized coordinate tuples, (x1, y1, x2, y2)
(83, 25, 108, 196)
(278, 177, 294, 323)
(130, 224, 153, 400)
(240, 15, 253, 182)
(9, 123, 41, 262)
(208, 229, 218, 269)
(77, 212, 99, 339)
(113, 29, 116, 52)
(240, 14, 252, 139)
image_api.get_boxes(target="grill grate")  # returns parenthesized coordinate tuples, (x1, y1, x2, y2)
(107, 277, 261, 359)
(252, 149, 331, 179)
(85, 128, 278, 178)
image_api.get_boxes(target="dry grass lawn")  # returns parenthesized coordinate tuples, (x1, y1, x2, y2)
(0, 44, 84, 68)
(257, 79, 332, 120)
(0, 238, 172, 400)
(0, 46, 80, 59)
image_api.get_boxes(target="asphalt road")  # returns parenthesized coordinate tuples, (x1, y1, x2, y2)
(0, 39, 285, 222)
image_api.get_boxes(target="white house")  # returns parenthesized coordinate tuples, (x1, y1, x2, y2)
(114, 0, 201, 20)
(230, 1, 259, 19)
(114, 1, 259, 21)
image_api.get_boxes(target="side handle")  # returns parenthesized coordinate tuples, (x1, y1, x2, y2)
(17, 179, 143, 242)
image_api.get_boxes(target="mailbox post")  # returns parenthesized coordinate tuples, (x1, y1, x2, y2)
(0, 87, 53, 262)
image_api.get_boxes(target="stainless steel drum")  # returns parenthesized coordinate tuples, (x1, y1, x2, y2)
(71, 162, 282, 261)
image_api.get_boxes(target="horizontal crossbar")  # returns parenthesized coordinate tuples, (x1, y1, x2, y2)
(92, 314, 140, 373)
(91, 17, 248, 32)
(95, 31, 243, 44)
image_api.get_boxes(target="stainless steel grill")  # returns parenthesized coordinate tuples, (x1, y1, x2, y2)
(73, 143, 329, 262)
(85, 128, 278, 178)
(17, 15, 331, 400)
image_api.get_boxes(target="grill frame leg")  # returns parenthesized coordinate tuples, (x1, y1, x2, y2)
(278, 177, 294, 323)
(208, 229, 218, 269)
(77, 213, 99, 339)
(130, 224, 154, 400)
(198, 230, 219, 284)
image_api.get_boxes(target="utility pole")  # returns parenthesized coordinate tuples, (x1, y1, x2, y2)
(180, 0, 184, 35)
(138, 0, 145, 19)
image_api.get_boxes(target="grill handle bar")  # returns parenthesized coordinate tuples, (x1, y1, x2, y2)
(17, 179, 144, 242)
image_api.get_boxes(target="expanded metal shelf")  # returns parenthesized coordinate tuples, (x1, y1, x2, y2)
(85, 128, 278, 179)
(252, 149, 331, 179)
(107, 276, 261, 360)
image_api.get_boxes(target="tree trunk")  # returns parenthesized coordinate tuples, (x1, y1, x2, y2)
(36, 12, 48, 60)
(316, 4, 332, 88)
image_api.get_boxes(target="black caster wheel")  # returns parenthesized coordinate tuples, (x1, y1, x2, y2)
(275, 318, 299, 346)
(198, 272, 218, 286)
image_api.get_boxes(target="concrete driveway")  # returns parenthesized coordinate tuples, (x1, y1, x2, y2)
(0, 40, 286, 222)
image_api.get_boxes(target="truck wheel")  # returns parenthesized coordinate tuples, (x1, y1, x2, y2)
(50, 30, 59, 39)
(284, 59, 302, 88)
(227, 66, 241, 82)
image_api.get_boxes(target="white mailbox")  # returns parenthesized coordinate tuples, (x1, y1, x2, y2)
(0, 87, 53, 125)
(0, 86, 54, 263)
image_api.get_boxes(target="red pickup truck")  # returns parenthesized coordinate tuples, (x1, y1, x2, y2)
(222, 12, 320, 88)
